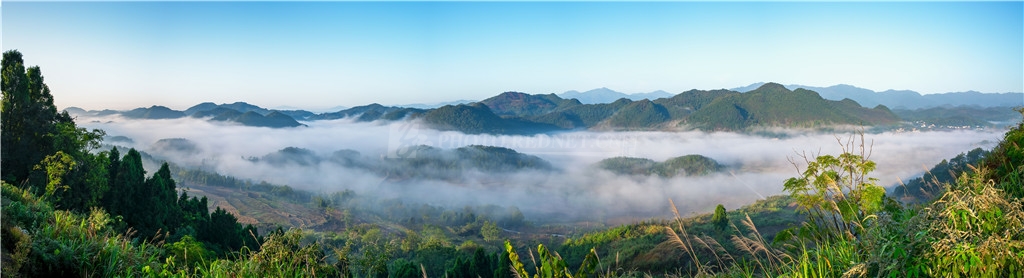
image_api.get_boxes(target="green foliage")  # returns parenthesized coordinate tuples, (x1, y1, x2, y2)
(506, 240, 599, 278)
(984, 107, 1024, 199)
(1, 182, 163, 277)
(2, 50, 69, 186)
(205, 229, 339, 277)
(921, 169, 1024, 276)
(204, 207, 245, 254)
(0, 52, 263, 277)
(857, 168, 1024, 277)
(105, 148, 146, 228)
(481, 220, 501, 242)
(35, 151, 75, 201)
(782, 134, 885, 242)
(444, 247, 497, 278)
(354, 227, 397, 277)
(560, 223, 666, 272)
(165, 235, 215, 270)
(711, 204, 728, 231)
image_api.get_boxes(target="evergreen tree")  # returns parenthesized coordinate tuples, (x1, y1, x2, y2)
(2, 50, 66, 187)
(470, 248, 491, 277)
(204, 207, 244, 254)
(712, 204, 729, 231)
(103, 147, 121, 209)
(110, 149, 145, 233)
(494, 249, 512, 278)
(136, 163, 181, 238)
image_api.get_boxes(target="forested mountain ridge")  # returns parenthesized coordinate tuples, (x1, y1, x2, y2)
(733, 82, 1024, 109)
(66, 82, 1017, 134)
(479, 91, 581, 117)
(686, 83, 899, 130)
(67, 102, 306, 128)
(420, 103, 564, 134)
(419, 83, 900, 133)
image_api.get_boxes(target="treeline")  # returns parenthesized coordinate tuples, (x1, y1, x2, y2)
(893, 147, 988, 203)
(1, 50, 258, 276)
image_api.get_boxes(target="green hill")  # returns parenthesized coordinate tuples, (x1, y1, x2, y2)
(121, 105, 186, 119)
(527, 98, 633, 129)
(605, 99, 671, 129)
(307, 103, 405, 121)
(192, 107, 243, 119)
(184, 102, 219, 115)
(233, 111, 304, 128)
(184, 102, 314, 121)
(597, 154, 723, 177)
(686, 83, 898, 131)
(380, 107, 426, 121)
(831, 98, 900, 125)
(479, 91, 580, 117)
(653, 89, 739, 119)
(382, 145, 553, 181)
(421, 103, 560, 134)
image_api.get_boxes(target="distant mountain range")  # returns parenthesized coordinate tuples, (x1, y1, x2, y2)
(398, 100, 475, 109)
(558, 87, 674, 104)
(730, 82, 1023, 109)
(66, 102, 307, 128)
(65, 82, 1022, 133)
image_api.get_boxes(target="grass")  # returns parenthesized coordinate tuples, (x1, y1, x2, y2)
(654, 165, 1024, 278)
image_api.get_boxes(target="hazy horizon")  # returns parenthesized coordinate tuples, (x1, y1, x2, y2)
(58, 82, 1024, 112)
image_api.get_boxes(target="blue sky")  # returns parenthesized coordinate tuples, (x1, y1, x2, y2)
(3, 2, 1022, 111)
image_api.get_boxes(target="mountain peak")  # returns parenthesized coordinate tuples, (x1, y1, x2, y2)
(496, 91, 529, 99)
(754, 82, 790, 92)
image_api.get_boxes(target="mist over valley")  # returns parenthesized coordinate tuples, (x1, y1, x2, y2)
(76, 111, 1004, 223)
